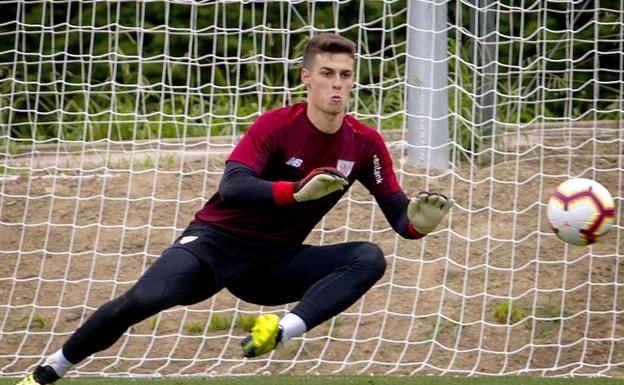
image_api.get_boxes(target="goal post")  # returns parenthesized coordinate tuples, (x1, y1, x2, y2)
(406, 0, 450, 171)
(1, 0, 623, 378)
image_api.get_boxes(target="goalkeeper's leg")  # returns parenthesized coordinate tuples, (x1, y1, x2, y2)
(16, 247, 221, 385)
(231, 241, 386, 358)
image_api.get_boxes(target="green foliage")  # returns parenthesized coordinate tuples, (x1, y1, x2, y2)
(535, 303, 566, 339)
(158, 153, 179, 168)
(493, 302, 529, 324)
(324, 316, 346, 338)
(0, 1, 621, 154)
(11, 314, 49, 331)
(0, 165, 14, 176)
(447, 2, 622, 159)
(276, 340, 319, 360)
(183, 321, 205, 335)
(424, 314, 461, 339)
(208, 315, 232, 332)
(235, 315, 257, 333)
(0, 1, 405, 144)
(0, 138, 19, 157)
(140, 155, 155, 170)
(28, 314, 49, 330)
(149, 317, 158, 331)
(183, 314, 256, 334)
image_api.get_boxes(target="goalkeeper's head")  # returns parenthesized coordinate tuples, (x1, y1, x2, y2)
(301, 33, 356, 122)
(302, 33, 356, 70)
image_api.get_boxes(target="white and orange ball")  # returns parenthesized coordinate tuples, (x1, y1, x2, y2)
(547, 178, 615, 246)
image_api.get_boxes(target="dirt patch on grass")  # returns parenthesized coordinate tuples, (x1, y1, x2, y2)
(0, 136, 622, 377)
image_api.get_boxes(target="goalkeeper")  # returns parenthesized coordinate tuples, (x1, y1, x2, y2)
(17, 33, 454, 385)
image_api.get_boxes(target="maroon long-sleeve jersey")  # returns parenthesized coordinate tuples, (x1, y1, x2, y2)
(193, 102, 416, 243)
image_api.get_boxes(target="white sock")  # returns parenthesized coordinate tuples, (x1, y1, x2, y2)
(279, 313, 307, 342)
(43, 349, 73, 377)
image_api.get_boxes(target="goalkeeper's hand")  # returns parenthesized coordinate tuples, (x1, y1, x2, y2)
(407, 192, 455, 235)
(293, 167, 349, 202)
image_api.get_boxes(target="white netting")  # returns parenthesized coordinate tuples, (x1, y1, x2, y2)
(0, 0, 622, 378)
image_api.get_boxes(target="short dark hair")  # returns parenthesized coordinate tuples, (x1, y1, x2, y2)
(302, 33, 356, 69)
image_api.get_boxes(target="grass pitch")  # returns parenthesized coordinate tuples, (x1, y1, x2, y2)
(1, 375, 624, 385)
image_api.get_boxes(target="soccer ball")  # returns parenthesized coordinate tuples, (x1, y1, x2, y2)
(547, 178, 615, 246)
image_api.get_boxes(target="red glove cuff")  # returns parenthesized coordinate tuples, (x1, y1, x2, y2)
(273, 181, 296, 205)
(407, 222, 425, 239)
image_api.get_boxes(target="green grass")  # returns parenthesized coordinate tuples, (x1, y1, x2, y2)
(1, 375, 623, 385)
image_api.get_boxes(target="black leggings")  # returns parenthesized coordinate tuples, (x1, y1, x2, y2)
(62, 238, 385, 364)
(62, 247, 217, 364)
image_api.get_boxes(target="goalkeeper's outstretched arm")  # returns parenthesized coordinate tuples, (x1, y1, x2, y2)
(376, 191, 455, 239)
(219, 161, 348, 205)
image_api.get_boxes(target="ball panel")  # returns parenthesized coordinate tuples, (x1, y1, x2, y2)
(546, 178, 615, 246)
(555, 226, 591, 246)
(557, 178, 615, 208)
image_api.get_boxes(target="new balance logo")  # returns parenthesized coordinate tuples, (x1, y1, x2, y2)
(286, 157, 303, 168)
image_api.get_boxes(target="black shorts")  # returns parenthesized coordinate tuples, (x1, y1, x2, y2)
(164, 222, 385, 312)
(166, 222, 301, 287)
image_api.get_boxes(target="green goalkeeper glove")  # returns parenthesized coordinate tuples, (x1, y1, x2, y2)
(407, 192, 455, 235)
(272, 167, 348, 205)
(293, 167, 349, 202)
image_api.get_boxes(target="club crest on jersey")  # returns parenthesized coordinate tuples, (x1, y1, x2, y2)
(336, 159, 355, 177)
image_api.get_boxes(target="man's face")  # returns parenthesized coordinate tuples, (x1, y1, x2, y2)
(301, 52, 355, 116)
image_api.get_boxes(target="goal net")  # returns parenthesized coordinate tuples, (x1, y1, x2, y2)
(1, 0, 622, 378)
